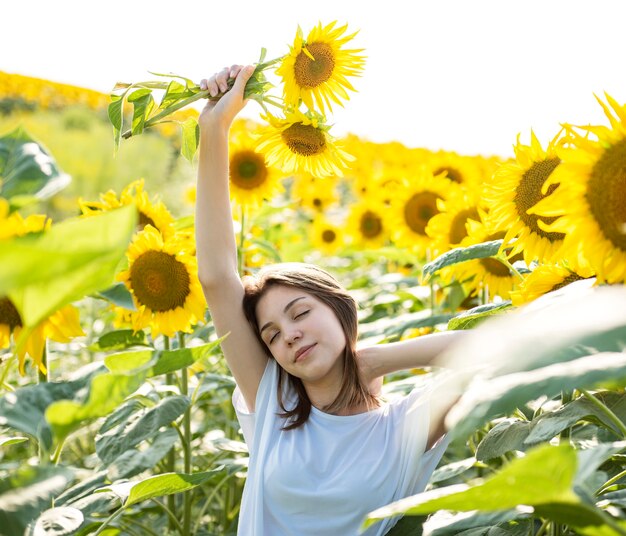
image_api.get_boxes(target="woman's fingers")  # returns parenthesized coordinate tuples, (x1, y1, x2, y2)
(215, 67, 231, 93)
(206, 75, 219, 98)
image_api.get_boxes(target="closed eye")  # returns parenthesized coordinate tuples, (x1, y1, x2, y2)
(268, 311, 308, 344)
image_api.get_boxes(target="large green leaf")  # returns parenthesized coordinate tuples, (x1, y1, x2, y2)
(475, 419, 531, 461)
(448, 302, 513, 331)
(0, 126, 70, 204)
(0, 364, 104, 451)
(96, 396, 189, 464)
(363, 444, 584, 530)
(106, 428, 178, 480)
(0, 465, 75, 536)
(97, 468, 226, 508)
(447, 352, 626, 440)
(45, 369, 147, 443)
(422, 240, 503, 281)
(88, 329, 148, 352)
(26, 507, 83, 536)
(435, 284, 626, 439)
(422, 510, 529, 536)
(0, 205, 136, 329)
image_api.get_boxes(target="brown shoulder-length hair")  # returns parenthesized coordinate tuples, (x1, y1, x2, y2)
(242, 262, 379, 430)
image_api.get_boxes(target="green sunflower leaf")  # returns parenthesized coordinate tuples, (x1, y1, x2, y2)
(181, 117, 199, 162)
(0, 126, 70, 205)
(422, 240, 503, 281)
(447, 301, 513, 330)
(0, 205, 136, 331)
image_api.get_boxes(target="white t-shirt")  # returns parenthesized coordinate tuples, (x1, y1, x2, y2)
(233, 359, 449, 536)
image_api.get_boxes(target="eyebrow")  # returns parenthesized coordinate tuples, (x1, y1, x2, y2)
(260, 296, 307, 334)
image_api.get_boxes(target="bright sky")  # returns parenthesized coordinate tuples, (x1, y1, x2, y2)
(3, 0, 625, 157)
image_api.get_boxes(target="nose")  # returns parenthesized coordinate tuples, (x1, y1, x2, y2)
(284, 328, 302, 345)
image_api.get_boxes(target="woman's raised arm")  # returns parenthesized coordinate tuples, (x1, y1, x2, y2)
(195, 64, 269, 411)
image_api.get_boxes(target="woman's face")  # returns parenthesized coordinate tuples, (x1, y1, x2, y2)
(256, 285, 347, 384)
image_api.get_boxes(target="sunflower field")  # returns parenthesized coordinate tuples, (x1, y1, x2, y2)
(2, 19, 626, 536)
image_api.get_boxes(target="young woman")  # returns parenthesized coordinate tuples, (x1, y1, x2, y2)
(196, 64, 463, 536)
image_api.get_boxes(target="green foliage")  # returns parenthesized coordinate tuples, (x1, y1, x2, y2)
(0, 126, 70, 207)
(422, 240, 503, 281)
(0, 205, 136, 329)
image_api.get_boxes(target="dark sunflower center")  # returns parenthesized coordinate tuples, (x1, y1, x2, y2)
(230, 150, 269, 190)
(129, 250, 191, 312)
(434, 166, 463, 184)
(0, 297, 22, 330)
(294, 42, 336, 88)
(281, 123, 327, 156)
(550, 273, 586, 293)
(321, 229, 337, 243)
(585, 137, 626, 251)
(449, 207, 480, 245)
(313, 198, 323, 208)
(515, 158, 565, 242)
(360, 211, 383, 238)
(404, 192, 442, 235)
(138, 210, 157, 232)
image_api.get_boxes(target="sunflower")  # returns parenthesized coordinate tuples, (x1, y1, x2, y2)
(291, 172, 338, 213)
(439, 219, 524, 300)
(425, 192, 483, 256)
(389, 168, 457, 259)
(116, 225, 206, 338)
(509, 263, 595, 306)
(484, 131, 567, 265)
(227, 133, 283, 207)
(425, 150, 485, 192)
(256, 108, 354, 179)
(0, 199, 83, 375)
(528, 94, 626, 283)
(79, 178, 175, 238)
(310, 215, 345, 254)
(346, 201, 389, 249)
(277, 21, 365, 115)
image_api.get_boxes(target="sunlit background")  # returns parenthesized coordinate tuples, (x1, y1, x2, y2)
(3, 0, 625, 156)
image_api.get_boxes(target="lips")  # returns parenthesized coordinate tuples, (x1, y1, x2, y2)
(294, 343, 316, 362)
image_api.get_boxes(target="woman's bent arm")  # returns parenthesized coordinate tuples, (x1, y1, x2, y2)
(195, 65, 269, 411)
(357, 330, 465, 382)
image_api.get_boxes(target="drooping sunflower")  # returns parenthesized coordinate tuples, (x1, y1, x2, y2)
(509, 263, 595, 306)
(528, 94, 626, 283)
(425, 192, 483, 257)
(228, 133, 283, 207)
(484, 131, 567, 265)
(0, 199, 84, 375)
(256, 108, 354, 178)
(277, 21, 365, 115)
(79, 178, 175, 238)
(389, 168, 457, 259)
(346, 201, 389, 249)
(310, 215, 345, 254)
(116, 225, 206, 338)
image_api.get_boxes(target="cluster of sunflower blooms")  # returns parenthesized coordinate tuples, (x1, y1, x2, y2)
(178, 19, 626, 306)
(200, 94, 626, 307)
